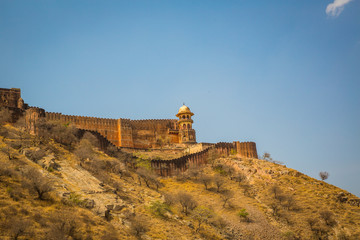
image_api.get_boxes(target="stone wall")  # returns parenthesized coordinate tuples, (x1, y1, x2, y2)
(44, 112, 181, 149)
(0, 88, 22, 109)
(152, 141, 258, 176)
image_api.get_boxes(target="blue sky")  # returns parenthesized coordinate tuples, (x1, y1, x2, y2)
(1, 0, 359, 196)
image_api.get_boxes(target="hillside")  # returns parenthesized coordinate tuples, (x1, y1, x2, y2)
(0, 122, 359, 239)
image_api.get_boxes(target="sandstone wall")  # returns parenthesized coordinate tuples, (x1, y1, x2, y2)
(152, 141, 258, 176)
(45, 112, 120, 146)
(0, 88, 21, 108)
(45, 113, 180, 149)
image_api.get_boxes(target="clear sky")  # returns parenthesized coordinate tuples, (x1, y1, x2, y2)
(1, 1, 359, 196)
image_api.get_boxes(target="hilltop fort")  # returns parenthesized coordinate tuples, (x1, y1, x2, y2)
(0, 87, 258, 163)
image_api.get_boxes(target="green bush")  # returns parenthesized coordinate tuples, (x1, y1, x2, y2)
(237, 208, 250, 222)
(148, 200, 170, 218)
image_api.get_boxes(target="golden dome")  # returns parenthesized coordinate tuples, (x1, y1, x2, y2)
(176, 105, 194, 117)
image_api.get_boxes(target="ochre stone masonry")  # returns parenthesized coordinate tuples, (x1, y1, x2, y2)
(152, 142, 258, 176)
(0, 88, 196, 149)
(1, 87, 258, 175)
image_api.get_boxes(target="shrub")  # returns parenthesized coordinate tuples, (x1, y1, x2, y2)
(25, 148, 46, 162)
(148, 200, 170, 218)
(319, 171, 329, 181)
(319, 210, 337, 227)
(23, 168, 53, 200)
(177, 191, 198, 215)
(74, 139, 94, 161)
(36, 120, 78, 148)
(199, 174, 212, 190)
(191, 206, 214, 232)
(237, 208, 250, 222)
(163, 193, 176, 206)
(81, 132, 99, 147)
(220, 190, 234, 208)
(129, 216, 148, 238)
(213, 175, 225, 192)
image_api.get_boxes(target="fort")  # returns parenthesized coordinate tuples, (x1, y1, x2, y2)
(1, 88, 258, 174)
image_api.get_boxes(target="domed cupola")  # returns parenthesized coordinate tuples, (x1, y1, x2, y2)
(176, 104, 196, 144)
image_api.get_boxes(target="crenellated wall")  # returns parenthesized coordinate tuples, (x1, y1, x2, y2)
(234, 141, 258, 159)
(44, 113, 181, 149)
(45, 112, 120, 146)
(152, 141, 258, 176)
(151, 147, 211, 176)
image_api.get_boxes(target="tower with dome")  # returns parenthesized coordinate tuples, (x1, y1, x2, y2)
(176, 104, 196, 144)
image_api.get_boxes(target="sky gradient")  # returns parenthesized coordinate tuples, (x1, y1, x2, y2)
(1, 1, 359, 196)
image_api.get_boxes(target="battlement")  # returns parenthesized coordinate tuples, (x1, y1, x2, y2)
(1, 88, 258, 155)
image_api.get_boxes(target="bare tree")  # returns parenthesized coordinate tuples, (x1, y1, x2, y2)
(23, 168, 53, 200)
(269, 185, 283, 199)
(25, 148, 46, 162)
(199, 174, 212, 190)
(220, 190, 234, 208)
(129, 216, 148, 239)
(74, 139, 94, 161)
(82, 132, 99, 147)
(163, 193, 176, 206)
(191, 206, 213, 232)
(177, 191, 198, 215)
(46, 210, 83, 240)
(319, 210, 337, 227)
(319, 171, 329, 181)
(232, 172, 246, 184)
(136, 168, 161, 190)
(213, 175, 225, 192)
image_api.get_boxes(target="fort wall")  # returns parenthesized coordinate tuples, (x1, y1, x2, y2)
(0, 88, 22, 109)
(152, 141, 258, 176)
(44, 112, 181, 149)
(45, 112, 120, 146)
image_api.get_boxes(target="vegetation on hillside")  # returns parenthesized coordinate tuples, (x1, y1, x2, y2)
(0, 114, 359, 239)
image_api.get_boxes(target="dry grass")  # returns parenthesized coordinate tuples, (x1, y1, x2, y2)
(1, 124, 359, 239)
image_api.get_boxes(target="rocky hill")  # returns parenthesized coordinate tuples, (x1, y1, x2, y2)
(0, 122, 359, 239)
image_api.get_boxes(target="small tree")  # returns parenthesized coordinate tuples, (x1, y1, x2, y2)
(191, 206, 213, 232)
(232, 172, 246, 184)
(74, 139, 94, 161)
(129, 216, 148, 238)
(82, 132, 98, 146)
(23, 168, 53, 200)
(177, 191, 198, 215)
(319, 171, 329, 181)
(213, 175, 225, 192)
(220, 190, 234, 208)
(136, 168, 158, 189)
(199, 174, 212, 190)
(319, 210, 336, 226)
(8, 218, 31, 240)
(270, 185, 283, 199)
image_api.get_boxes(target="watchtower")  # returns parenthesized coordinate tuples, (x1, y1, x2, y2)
(176, 104, 196, 144)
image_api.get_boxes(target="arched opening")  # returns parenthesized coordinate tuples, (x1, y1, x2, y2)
(183, 124, 187, 129)
(187, 124, 191, 129)
(186, 115, 189, 119)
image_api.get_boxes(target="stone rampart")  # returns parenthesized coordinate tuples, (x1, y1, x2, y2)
(151, 147, 211, 176)
(45, 112, 120, 146)
(151, 141, 258, 177)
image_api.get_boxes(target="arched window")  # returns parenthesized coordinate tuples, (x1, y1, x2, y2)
(187, 124, 190, 129)
(183, 124, 187, 129)
(186, 115, 189, 119)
